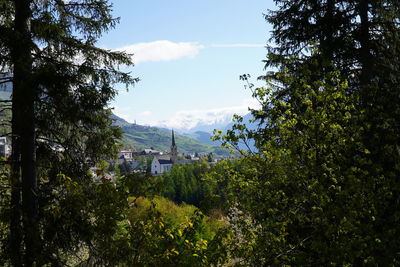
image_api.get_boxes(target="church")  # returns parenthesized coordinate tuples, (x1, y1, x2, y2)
(151, 130, 178, 175)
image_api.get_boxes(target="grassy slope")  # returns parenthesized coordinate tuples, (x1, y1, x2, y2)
(120, 124, 218, 153)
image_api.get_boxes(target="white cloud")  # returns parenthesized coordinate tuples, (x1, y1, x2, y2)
(116, 40, 204, 64)
(114, 41, 266, 64)
(154, 98, 260, 131)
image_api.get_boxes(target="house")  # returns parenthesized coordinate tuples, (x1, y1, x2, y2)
(151, 130, 178, 175)
(116, 149, 142, 170)
(118, 149, 134, 160)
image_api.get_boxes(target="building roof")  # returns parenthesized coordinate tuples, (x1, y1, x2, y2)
(158, 159, 173, 165)
(120, 150, 133, 153)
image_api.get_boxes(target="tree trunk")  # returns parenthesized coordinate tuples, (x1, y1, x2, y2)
(10, 108, 22, 266)
(11, 0, 39, 265)
(322, 0, 335, 61)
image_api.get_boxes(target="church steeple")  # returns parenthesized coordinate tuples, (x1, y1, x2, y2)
(172, 129, 176, 146)
(171, 129, 177, 163)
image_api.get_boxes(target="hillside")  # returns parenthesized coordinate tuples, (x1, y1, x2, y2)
(113, 116, 226, 154)
(180, 113, 260, 151)
(183, 131, 215, 145)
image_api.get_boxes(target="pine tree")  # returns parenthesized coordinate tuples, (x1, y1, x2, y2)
(0, 0, 137, 265)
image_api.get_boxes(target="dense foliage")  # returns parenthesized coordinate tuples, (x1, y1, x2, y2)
(116, 196, 229, 266)
(59, 175, 230, 266)
(158, 160, 234, 214)
(213, 0, 400, 265)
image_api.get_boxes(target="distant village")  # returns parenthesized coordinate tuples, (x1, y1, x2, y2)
(110, 130, 219, 176)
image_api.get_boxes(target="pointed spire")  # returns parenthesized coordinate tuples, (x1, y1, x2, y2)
(171, 129, 177, 163)
(172, 129, 176, 146)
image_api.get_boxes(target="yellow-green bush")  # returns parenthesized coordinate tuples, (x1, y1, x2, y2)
(127, 196, 225, 241)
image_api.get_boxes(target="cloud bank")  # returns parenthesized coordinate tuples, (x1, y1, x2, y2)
(117, 40, 204, 64)
(112, 98, 260, 131)
(155, 98, 260, 131)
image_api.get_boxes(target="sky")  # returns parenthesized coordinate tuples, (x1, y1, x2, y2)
(99, 0, 276, 131)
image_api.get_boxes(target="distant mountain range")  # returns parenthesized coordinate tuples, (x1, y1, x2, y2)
(224, 112, 259, 132)
(183, 119, 233, 134)
(223, 113, 258, 151)
(182, 131, 216, 146)
(176, 112, 260, 151)
(168, 112, 258, 135)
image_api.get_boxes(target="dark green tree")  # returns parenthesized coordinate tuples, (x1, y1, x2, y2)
(118, 159, 132, 175)
(0, 0, 137, 265)
(207, 152, 214, 162)
(266, 0, 400, 155)
(215, 0, 400, 265)
(266, 4, 400, 264)
(158, 160, 231, 213)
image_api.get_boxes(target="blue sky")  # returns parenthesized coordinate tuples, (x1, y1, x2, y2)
(100, 0, 276, 131)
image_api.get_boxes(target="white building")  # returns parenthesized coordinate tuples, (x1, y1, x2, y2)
(151, 157, 173, 175)
(151, 130, 178, 175)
